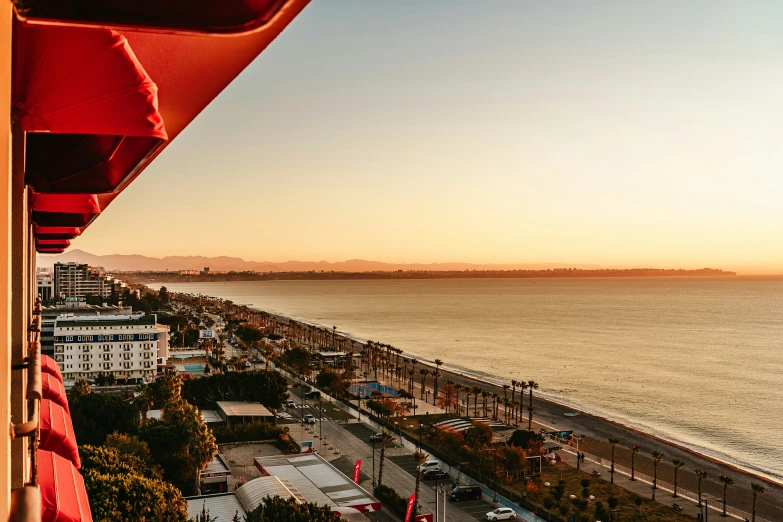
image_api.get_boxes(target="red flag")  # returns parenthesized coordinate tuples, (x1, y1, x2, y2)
(404, 493, 416, 522)
(353, 459, 362, 484)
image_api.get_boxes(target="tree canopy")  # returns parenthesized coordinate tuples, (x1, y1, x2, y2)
(69, 392, 140, 446)
(182, 370, 287, 410)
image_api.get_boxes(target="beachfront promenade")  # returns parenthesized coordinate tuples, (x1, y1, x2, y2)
(365, 362, 767, 522)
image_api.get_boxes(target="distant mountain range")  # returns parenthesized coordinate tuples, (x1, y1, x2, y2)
(36, 249, 605, 273)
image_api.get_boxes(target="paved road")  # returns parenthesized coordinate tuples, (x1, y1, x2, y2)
(285, 386, 480, 522)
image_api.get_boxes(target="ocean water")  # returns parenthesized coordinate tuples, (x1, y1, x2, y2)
(152, 277, 783, 479)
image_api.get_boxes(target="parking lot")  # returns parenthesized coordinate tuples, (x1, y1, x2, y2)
(342, 423, 400, 448)
(388, 455, 495, 521)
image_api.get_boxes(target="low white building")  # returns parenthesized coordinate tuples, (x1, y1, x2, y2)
(53, 313, 169, 384)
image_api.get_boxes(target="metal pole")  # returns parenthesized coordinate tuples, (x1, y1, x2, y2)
(372, 438, 376, 486)
(435, 483, 439, 522)
(319, 397, 323, 442)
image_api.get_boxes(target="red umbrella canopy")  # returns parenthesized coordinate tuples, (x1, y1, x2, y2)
(38, 450, 93, 522)
(13, 23, 166, 138)
(39, 399, 80, 468)
(14, 22, 167, 193)
(41, 355, 63, 382)
(42, 372, 70, 413)
(30, 192, 101, 229)
(33, 226, 82, 241)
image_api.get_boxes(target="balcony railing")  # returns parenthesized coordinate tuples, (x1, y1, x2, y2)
(10, 298, 43, 522)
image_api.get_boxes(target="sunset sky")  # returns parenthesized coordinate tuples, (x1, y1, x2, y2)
(70, 1, 783, 273)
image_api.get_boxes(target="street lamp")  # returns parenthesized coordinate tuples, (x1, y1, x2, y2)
(419, 423, 423, 451)
(371, 438, 376, 487)
(319, 397, 323, 443)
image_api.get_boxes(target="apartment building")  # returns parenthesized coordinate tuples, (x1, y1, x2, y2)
(53, 262, 117, 301)
(53, 314, 169, 383)
(40, 304, 134, 357)
(35, 271, 53, 302)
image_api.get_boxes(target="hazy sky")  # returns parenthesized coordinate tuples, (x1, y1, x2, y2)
(71, 1, 783, 271)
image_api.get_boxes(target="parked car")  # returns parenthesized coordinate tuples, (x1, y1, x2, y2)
(417, 459, 440, 472)
(422, 469, 448, 481)
(448, 485, 482, 502)
(305, 391, 321, 400)
(303, 414, 316, 424)
(486, 508, 516, 521)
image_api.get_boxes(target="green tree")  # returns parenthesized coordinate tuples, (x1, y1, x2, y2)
(509, 429, 540, 449)
(83, 470, 189, 522)
(282, 346, 311, 374)
(463, 421, 494, 448)
(751, 483, 765, 522)
(694, 468, 708, 505)
(104, 432, 157, 473)
(672, 458, 684, 497)
(413, 451, 427, 512)
(139, 398, 217, 495)
(377, 431, 395, 487)
(719, 474, 734, 517)
(608, 437, 619, 484)
(69, 392, 140, 446)
(79, 445, 153, 478)
(629, 444, 640, 481)
(650, 450, 664, 500)
(192, 503, 218, 522)
(244, 496, 346, 522)
(71, 379, 91, 398)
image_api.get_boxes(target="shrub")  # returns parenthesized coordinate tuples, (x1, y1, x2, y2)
(244, 496, 342, 522)
(543, 496, 555, 509)
(374, 484, 418, 517)
(83, 469, 189, 522)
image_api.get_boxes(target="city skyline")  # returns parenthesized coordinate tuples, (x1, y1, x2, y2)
(67, 1, 783, 272)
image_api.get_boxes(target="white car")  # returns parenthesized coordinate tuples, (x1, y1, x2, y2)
(286, 400, 296, 408)
(486, 508, 516, 521)
(417, 459, 440, 472)
(303, 414, 316, 424)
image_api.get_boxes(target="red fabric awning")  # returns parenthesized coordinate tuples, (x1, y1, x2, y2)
(33, 226, 82, 241)
(14, 0, 289, 35)
(42, 373, 69, 414)
(41, 355, 63, 382)
(40, 399, 80, 468)
(30, 192, 101, 229)
(37, 248, 66, 255)
(38, 450, 93, 522)
(36, 239, 70, 247)
(14, 23, 167, 194)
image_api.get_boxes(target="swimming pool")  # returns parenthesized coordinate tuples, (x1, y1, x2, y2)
(349, 381, 399, 398)
(181, 363, 206, 375)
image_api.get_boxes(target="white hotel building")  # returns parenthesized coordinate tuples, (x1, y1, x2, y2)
(53, 313, 169, 383)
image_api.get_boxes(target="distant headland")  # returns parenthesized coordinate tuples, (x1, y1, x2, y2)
(124, 267, 735, 283)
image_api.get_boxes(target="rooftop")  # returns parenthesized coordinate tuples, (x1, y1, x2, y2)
(253, 453, 380, 516)
(55, 314, 155, 327)
(217, 401, 273, 418)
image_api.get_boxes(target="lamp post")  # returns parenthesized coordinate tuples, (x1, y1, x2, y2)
(319, 396, 323, 443)
(372, 438, 377, 487)
(394, 421, 399, 445)
(419, 423, 423, 451)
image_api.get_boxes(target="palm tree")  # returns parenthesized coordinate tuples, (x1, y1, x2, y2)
(510, 380, 517, 421)
(433, 359, 443, 399)
(431, 371, 442, 404)
(694, 469, 708, 505)
(650, 450, 664, 500)
(413, 451, 427, 513)
(672, 459, 684, 497)
(472, 386, 481, 416)
(526, 380, 539, 431)
(465, 388, 473, 417)
(419, 369, 429, 400)
(517, 382, 529, 424)
(751, 483, 765, 522)
(410, 359, 418, 393)
(454, 383, 463, 416)
(377, 431, 395, 486)
(481, 390, 490, 417)
(608, 438, 619, 484)
(719, 474, 734, 517)
(491, 393, 499, 420)
(502, 398, 511, 424)
(629, 445, 640, 481)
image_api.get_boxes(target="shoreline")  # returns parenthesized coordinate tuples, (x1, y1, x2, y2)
(271, 311, 783, 487)
(260, 311, 783, 519)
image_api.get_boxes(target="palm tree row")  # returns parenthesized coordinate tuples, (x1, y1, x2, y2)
(607, 438, 766, 520)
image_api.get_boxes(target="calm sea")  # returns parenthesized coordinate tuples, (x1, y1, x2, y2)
(152, 277, 783, 479)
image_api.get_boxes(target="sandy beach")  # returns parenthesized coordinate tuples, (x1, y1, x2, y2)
(273, 313, 783, 520)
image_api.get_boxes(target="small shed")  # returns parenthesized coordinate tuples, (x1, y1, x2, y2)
(199, 454, 232, 494)
(216, 401, 275, 425)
